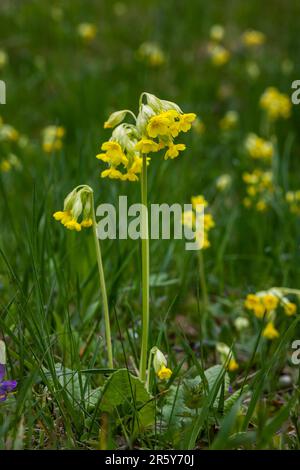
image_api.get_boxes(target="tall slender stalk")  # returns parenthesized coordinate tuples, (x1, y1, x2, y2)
(139, 154, 150, 382)
(197, 249, 208, 334)
(91, 193, 113, 369)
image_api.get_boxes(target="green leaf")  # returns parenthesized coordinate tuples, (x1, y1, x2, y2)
(100, 368, 155, 431)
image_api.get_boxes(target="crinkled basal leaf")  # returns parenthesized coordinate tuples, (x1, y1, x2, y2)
(100, 368, 155, 430)
(43, 363, 99, 409)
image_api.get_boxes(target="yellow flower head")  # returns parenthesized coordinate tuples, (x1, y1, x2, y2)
(228, 358, 239, 372)
(219, 110, 239, 131)
(77, 23, 97, 42)
(262, 294, 279, 311)
(157, 365, 172, 381)
(138, 42, 166, 67)
(210, 24, 225, 42)
(42, 125, 65, 153)
(263, 322, 279, 340)
(284, 302, 297, 316)
(164, 143, 186, 160)
(260, 87, 291, 121)
(242, 30, 265, 47)
(209, 45, 230, 66)
(147, 114, 171, 138)
(245, 134, 274, 160)
(99, 93, 195, 181)
(135, 138, 159, 153)
(152, 347, 172, 381)
(53, 186, 94, 232)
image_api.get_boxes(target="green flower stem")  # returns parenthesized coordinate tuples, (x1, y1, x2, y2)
(197, 249, 209, 332)
(139, 154, 150, 382)
(91, 193, 113, 369)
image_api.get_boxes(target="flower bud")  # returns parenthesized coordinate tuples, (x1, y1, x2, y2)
(104, 110, 128, 129)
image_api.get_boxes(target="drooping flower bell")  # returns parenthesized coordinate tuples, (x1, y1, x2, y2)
(53, 185, 93, 231)
(152, 347, 172, 381)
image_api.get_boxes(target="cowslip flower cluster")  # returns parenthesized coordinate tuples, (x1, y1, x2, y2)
(245, 133, 274, 160)
(0, 153, 21, 173)
(182, 195, 215, 249)
(208, 44, 230, 66)
(260, 87, 291, 121)
(97, 93, 196, 181)
(0, 341, 17, 402)
(242, 30, 265, 47)
(152, 347, 172, 381)
(219, 110, 239, 131)
(0, 122, 19, 143)
(242, 169, 274, 212)
(216, 174, 232, 192)
(209, 24, 225, 42)
(77, 23, 97, 43)
(42, 125, 65, 153)
(244, 289, 297, 340)
(286, 190, 300, 215)
(137, 42, 165, 67)
(216, 343, 239, 372)
(53, 186, 93, 232)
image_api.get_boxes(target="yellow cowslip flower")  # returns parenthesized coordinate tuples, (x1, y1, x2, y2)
(219, 110, 239, 131)
(242, 169, 273, 212)
(147, 114, 171, 138)
(0, 124, 19, 142)
(178, 113, 197, 133)
(209, 45, 230, 66)
(164, 143, 186, 160)
(228, 358, 239, 372)
(260, 87, 291, 121)
(209, 24, 224, 42)
(242, 30, 265, 47)
(182, 210, 195, 229)
(285, 191, 300, 215)
(42, 125, 65, 153)
(152, 347, 172, 381)
(99, 93, 195, 182)
(245, 133, 274, 160)
(263, 322, 279, 340)
(157, 365, 172, 380)
(204, 213, 215, 230)
(216, 174, 232, 191)
(0, 160, 11, 173)
(244, 294, 266, 318)
(101, 167, 125, 180)
(244, 293, 260, 310)
(77, 23, 97, 42)
(135, 138, 159, 153)
(191, 195, 208, 209)
(137, 42, 165, 67)
(53, 186, 94, 231)
(262, 294, 279, 311)
(98, 141, 128, 166)
(0, 49, 8, 69)
(182, 195, 214, 250)
(216, 343, 239, 372)
(283, 302, 297, 316)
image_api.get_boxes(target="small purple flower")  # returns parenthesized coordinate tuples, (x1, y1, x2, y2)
(0, 363, 17, 402)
